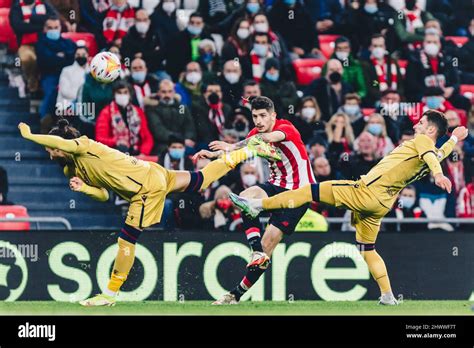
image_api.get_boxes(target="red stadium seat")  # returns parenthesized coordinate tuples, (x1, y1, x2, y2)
(61, 32, 98, 56)
(362, 108, 376, 116)
(445, 36, 469, 48)
(0, 0, 12, 8)
(0, 205, 30, 231)
(397, 59, 408, 77)
(292, 58, 325, 86)
(0, 8, 18, 53)
(318, 34, 340, 59)
(460, 84, 474, 103)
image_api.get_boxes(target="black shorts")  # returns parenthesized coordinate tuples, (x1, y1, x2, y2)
(257, 182, 310, 236)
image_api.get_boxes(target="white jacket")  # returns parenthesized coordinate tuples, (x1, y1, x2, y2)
(56, 61, 88, 110)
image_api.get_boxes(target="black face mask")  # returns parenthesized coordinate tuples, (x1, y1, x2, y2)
(75, 56, 87, 66)
(208, 92, 220, 105)
(235, 120, 247, 132)
(405, 0, 416, 10)
(329, 72, 342, 84)
(24, 0, 35, 5)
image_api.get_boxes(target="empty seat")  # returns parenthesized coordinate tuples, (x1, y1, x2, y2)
(292, 58, 325, 86)
(61, 32, 98, 56)
(460, 84, 474, 103)
(318, 34, 340, 59)
(0, 205, 30, 231)
(0, 0, 12, 8)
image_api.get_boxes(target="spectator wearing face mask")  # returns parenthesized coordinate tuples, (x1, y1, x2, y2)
(361, 34, 404, 106)
(163, 12, 213, 81)
(199, 185, 241, 231)
(338, 131, 380, 180)
(325, 112, 355, 164)
(406, 33, 471, 112)
(193, 82, 233, 147)
(198, 39, 219, 82)
(103, 0, 135, 46)
(259, 58, 299, 119)
(121, 9, 164, 73)
(392, 0, 434, 55)
(323, 36, 367, 100)
(36, 16, 76, 132)
(95, 80, 154, 156)
(250, 32, 276, 83)
(230, 108, 251, 140)
(218, 60, 244, 109)
(215, 0, 264, 37)
(304, 59, 354, 121)
(221, 19, 253, 79)
(313, 156, 343, 182)
(268, 0, 322, 60)
(375, 89, 413, 143)
(386, 185, 427, 231)
(337, 93, 363, 122)
(145, 79, 196, 154)
(56, 45, 89, 116)
(228, 161, 262, 194)
(291, 96, 325, 144)
(126, 58, 159, 110)
(159, 135, 194, 171)
(408, 87, 455, 125)
(357, 113, 394, 157)
(175, 62, 204, 108)
(150, 0, 182, 47)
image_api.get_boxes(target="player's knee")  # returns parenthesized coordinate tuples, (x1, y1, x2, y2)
(119, 224, 142, 244)
(184, 171, 205, 192)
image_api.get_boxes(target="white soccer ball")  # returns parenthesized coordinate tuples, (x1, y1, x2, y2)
(90, 51, 121, 84)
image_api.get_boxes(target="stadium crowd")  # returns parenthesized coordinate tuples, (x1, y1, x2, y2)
(6, 0, 474, 230)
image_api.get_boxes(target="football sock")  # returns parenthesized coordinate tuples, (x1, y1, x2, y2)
(244, 227, 263, 252)
(230, 266, 266, 301)
(360, 249, 392, 294)
(106, 237, 136, 295)
(197, 148, 251, 190)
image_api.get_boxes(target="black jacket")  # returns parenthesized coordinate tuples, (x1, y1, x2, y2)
(121, 26, 164, 71)
(338, 153, 379, 181)
(193, 98, 233, 144)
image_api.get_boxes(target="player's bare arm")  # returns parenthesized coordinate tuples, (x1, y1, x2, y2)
(209, 131, 286, 152)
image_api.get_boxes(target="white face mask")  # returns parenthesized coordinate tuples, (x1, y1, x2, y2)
(242, 174, 257, 187)
(253, 22, 269, 33)
(237, 28, 250, 40)
(135, 21, 150, 34)
(424, 43, 440, 56)
(224, 72, 240, 84)
(186, 71, 202, 84)
(301, 107, 316, 121)
(115, 94, 130, 107)
(425, 27, 439, 35)
(335, 51, 349, 61)
(371, 47, 386, 59)
(162, 1, 176, 13)
(399, 196, 415, 209)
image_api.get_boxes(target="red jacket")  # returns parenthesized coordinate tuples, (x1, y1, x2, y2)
(95, 102, 154, 155)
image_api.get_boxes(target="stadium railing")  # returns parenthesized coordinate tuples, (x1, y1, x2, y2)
(0, 217, 72, 230)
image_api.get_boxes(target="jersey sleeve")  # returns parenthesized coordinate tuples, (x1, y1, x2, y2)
(274, 122, 298, 142)
(246, 128, 259, 139)
(72, 136, 91, 154)
(414, 134, 442, 175)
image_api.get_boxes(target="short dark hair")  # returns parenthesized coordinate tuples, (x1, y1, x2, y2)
(424, 109, 447, 139)
(189, 12, 203, 20)
(335, 36, 350, 47)
(112, 79, 131, 94)
(168, 134, 185, 146)
(371, 33, 385, 43)
(49, 118, 81, 139)
(251, 96, 274, 113)
(253, 32, 270, 42)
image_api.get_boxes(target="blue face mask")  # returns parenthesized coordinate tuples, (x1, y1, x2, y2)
(367, 123, 383, 136)
(265, 71, 279, 82)
(426, 96, 442, 109)
(246, 2, 260, 14)
(253, 43, 267, 57)
(187, 25, 202, 36)
(46, 29, 61, 41)
(169, 148, 185, 160)
(132, 71, 146, 83)
(364, 4, 378, 14)
(284, 0, 296, 5)
(344, 104, 360, 116)
(202, 52, 214, 64)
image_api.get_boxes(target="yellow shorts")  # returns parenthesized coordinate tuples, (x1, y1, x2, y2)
(125, 162, 176, 229)
(328, 180, 390, 244)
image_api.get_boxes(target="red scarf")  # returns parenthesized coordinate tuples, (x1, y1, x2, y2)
(132, 82, 151, 110)
(20, 0, 46, 45)
(208, 102, 225, 136)
(109, 101, 141, 152)
(250, 49, 272, 82)
(404, 7, 423, 50)
(371, 56, 398, 91)
(103, 5, 135, 43)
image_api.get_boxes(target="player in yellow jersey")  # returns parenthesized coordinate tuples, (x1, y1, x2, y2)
(230, 110, 468, 305)
(18, 119, 282, 306)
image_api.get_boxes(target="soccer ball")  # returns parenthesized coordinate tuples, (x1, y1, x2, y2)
(90, 51, 121, 83)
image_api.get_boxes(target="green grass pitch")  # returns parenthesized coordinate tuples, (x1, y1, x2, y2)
(0, 301, 472, 315)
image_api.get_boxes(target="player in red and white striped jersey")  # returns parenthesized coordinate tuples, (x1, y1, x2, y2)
(209, 96, 315, 305)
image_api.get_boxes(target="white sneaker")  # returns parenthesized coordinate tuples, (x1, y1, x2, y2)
(378, 293, 399, 305)
(247, 251, 270, 269)
(212, 293, 239, 305)
(229, 193, 262, 219)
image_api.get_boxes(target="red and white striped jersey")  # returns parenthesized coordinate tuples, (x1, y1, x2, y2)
(247, 119, 316, 190)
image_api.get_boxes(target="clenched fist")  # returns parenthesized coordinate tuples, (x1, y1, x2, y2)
(69, 177, 84, 192)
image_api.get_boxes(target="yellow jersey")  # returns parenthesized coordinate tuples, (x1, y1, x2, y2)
(360, 134, 456, 208)
(67, 136, 155, 201)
